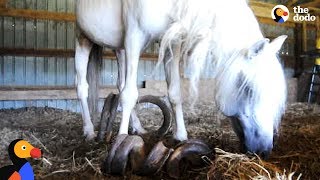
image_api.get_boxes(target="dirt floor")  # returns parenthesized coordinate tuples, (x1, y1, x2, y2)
(0, 102, 319, 179)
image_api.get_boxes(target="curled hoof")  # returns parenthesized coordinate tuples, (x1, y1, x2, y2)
(98, 94, 173, 142)
(104, 134, 145, 175)
(102, 136, 213, 177)
(137, 95, 172, 137)
(136, 141, 174, 175)
(103, 135, 175, 176)
(167, 139, 214, 179)
(97, 93, 119, 142)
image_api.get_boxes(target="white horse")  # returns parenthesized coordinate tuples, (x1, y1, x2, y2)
(75, 0, 287, 157)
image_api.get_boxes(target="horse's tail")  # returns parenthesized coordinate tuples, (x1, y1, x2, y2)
(87, 44, 103, 121)
(157, 21, 214, 107)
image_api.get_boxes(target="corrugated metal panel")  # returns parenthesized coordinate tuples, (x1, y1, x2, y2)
(0, 0, 166, 112)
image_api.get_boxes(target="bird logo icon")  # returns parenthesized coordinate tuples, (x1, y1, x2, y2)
(0, 139, 41, 180)
(271, 5, 289, 23)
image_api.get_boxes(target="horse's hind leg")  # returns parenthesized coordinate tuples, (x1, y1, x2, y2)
(75, 34, 94, 140)
(115, 50, 146, 134)
(164, 44, 188, 141)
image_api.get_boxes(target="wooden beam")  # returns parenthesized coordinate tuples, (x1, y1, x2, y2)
(302, 21, 308, 52)
(298, 1, 320, 8)
(287, 0, 298, 8)
(0, 0, 7, 8)
(0, 1, 315, 26)
(0, 8, 75, 21)
(0, 48, 158, 60)
(294, 23, 303, 77)
(0, 86, 166, 101)
(256, 17, 296, 28)
(250, 1, 294, 23)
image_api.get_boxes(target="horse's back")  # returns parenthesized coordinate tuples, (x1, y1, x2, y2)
(76, 0, 172, 49)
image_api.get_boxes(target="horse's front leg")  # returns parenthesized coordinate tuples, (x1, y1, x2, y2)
(75, 33, 94, 140)
(115, 50, 146, 134)
(164, 44, 188, 141)
(118, 28, 147, 136)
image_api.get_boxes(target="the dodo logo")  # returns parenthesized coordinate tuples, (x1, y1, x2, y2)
(271, 5, 289, 23)
(0, 139, 41, 180)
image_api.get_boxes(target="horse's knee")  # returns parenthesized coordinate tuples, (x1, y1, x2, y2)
(77, 81, 89, 100)
(121, 86, 138, 109)
(168, 86, 181, 105)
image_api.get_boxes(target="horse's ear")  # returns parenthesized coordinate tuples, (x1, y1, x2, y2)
(247, 38, 270, 59)
(269, 35, 287, 53)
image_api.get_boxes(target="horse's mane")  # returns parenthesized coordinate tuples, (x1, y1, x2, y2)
(157, 0, 286, 130)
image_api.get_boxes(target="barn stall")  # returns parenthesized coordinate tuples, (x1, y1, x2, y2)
(0, 0, 319, 179)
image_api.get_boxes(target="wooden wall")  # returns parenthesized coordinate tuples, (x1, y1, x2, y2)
(0, 0, 168, 111)
(0, 0, 318, 111)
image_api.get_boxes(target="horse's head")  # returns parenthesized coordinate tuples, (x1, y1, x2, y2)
(216, 35, 287, 158)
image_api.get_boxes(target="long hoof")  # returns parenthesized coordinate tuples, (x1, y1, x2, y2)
(103, 136, 214, 177)
(97, 93, 119, 142)
(137, 95, 172, 137)
(104, 135, 175, 176)
(167, 139, 214, 179)
(104, 135, 145, 175)
(136, 141, 174, 175)
(98, 94, 172, 142)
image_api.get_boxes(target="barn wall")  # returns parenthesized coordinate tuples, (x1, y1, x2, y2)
(0, 0, 166, 112)
(0, 0, 313, 112)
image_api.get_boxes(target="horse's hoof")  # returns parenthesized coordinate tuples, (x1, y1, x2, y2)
(98, 93, 119, 142)
(85, 134, 96, 141)
(136, 141, 174, 175)
(167, 139, 214, 179)
(137, 95, 173, 137)
(83, 127, 96, 141)
(104, 134, 145, 175)
(103, 135, 175, 176)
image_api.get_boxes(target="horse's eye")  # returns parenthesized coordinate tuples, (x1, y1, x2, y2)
(21, 145, 27, 150)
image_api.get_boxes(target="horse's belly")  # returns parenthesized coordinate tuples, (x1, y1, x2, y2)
(76, 0, 124, 48)
(137, 0, 172, 37)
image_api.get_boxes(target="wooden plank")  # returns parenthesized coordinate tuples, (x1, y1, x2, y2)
(298, 1, 320, 8)
(0, 0, 7, 8)
(257, 17, 296, 28)
(302, 21, 308, 52)
(0, 87, 166, 101)
(0, 8, 75, 21)
(0, 1, 316, 25)
(287, 0, 298, 7)
(0, 48, 159, 60)
(294, 23, 303, 77)
(250, 1, 295, 22)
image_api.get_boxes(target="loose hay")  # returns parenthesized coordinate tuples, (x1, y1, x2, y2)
(0, 102, 319, 179)
(208, 148, 301, 180)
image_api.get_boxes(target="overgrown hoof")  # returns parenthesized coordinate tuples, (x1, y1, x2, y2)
(97, 94, 173, 142)
(97, 93, 119, 142)
(167, 139, 214, 179)
(103, 136, 214, 178)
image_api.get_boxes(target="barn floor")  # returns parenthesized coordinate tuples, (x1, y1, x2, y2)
(0, 102, 319, 179)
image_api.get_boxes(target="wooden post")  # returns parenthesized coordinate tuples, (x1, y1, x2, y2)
(87, 44, 103, 124)
(294, 23, 303, 77)
(0, 0, 7, 8)
(302, 21, 308, 52)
